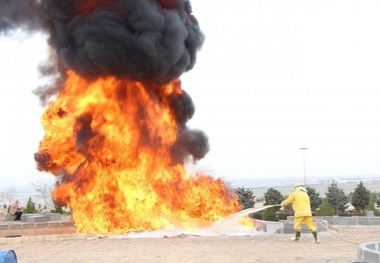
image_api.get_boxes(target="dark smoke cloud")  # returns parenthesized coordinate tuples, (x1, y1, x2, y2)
(1, 0, 204, 100)
(0, 0, 46, 33)
(46, 0, 204, 83)
(159, 83, 210, 161)
(167, 88, 195, 124)
(171, 129, 209, 163)
(1, 0, 208, 163)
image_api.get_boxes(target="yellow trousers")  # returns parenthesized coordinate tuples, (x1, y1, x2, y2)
(294, 216, 316, 232)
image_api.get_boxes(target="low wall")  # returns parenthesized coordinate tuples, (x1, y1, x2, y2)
(287, 216, 380, 226)
(358, 242, 380, 263)
(253, 219, 283, 234)
(0, 220, 74, 230)
(41, 213, 61, 221)
(280, 220, 331, 234)
(254, 215, 379, 239)
(5, 213, 61, 222)
(253, 219, 330, 234)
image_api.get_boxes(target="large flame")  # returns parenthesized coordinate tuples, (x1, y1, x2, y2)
(35, 71, 240, 234)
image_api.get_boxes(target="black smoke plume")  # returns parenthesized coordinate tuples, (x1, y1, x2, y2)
(0, 0, 46, 33)
(1, 0, 209, 163)
(1, 0, 204, 88)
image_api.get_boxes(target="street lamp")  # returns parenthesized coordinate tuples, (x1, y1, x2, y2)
(300, 147, 308, 185)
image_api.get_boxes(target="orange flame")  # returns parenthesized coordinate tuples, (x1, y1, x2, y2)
(36, 71, 240, 234)
(240, 216, 255, 229)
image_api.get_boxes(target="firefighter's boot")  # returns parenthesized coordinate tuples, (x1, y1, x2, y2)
(312, 231, 319, 243)
(292, 230, 300, 241)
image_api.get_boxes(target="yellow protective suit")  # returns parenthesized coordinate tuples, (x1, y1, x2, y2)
(282, 187, 316, 232)
(282, 188, 312, 217)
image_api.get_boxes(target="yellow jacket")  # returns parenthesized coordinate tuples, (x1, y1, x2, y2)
(282, 188, 312, 217)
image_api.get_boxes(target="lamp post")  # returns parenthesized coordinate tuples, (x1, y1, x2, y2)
(300, 147, 308, 185)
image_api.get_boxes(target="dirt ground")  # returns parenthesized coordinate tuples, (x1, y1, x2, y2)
(1, 224, 379, 263)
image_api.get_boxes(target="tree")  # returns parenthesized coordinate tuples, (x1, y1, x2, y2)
(371, 192, 380, 208)
(325, 181, 348, 214)
(306, 186, 322, 211)
(314, 199, 335, 216)
(264, 188, 284, 210)
(24, 197, 37, 214)
(235, 187, 255, 209)
(32, 180, 55, 211)
(351, 181, 370, 213)
(262, 207, 279, 222)
(367, 194, 380, 216)
(0, 187, 17, 205)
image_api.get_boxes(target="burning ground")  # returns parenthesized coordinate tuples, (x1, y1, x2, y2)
(0, 0, 241, 234)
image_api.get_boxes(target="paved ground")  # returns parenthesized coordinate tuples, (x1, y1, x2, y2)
(1, 211, 379, 263)
(0, 217, 380, 263)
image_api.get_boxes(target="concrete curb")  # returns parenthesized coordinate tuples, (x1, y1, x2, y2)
(288, 216, 380, 225)
(0, 220, 74, 230)
(358, 242, 380, 263)
(0, 233, 98, 244)
(253, 218, 332, 234)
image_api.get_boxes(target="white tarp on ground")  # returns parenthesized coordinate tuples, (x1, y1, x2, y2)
(109, 206, 281, 239)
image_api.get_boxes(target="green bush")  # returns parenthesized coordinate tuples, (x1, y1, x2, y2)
(314, 199, 335, 216)
(262, 207, 279, 222)
(51, 204, 63, 214)
(326, 181, 348, 214)
(235, 187, 255, 209)
(264, 188, 283, 211)
(351, 181, 370, 213)
(306, 187, 322, 211)
(367, 199, 380, 216)
(249, 212, 262, 220)
(276, 210, 292, 220)
(24, 197, 38, 214)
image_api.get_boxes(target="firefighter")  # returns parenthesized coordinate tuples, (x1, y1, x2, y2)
(281, 182, 319, 243)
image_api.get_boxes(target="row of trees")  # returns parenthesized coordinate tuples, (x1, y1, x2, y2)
(236, 180, 380, 216)
(0, 181, 55, 213)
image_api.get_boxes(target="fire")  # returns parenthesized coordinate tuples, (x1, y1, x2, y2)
(240, 216, 255, 229)
(35, 71, 240, 234)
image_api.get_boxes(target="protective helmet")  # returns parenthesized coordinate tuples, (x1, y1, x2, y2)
(294, 182, 303, 189)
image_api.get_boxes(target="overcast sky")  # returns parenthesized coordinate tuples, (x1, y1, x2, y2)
(1, 0, 380, 190)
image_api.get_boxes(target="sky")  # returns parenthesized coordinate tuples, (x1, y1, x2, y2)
(1, 0, 380, 191)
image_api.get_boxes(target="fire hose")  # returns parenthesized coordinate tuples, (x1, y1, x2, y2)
(226, 205, 360, 244)
(268, 204, 360, 245)
(312, 216, 359, 245)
